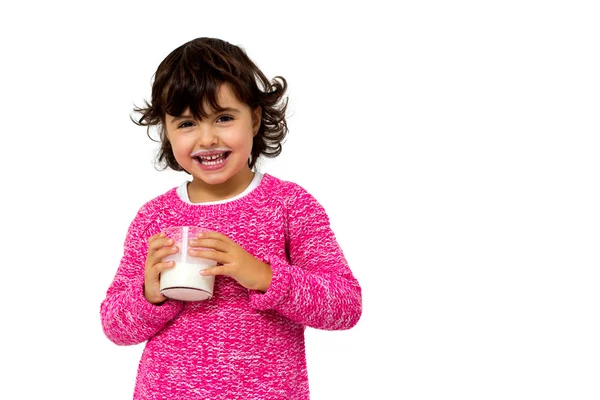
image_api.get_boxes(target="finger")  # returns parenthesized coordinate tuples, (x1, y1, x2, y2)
(150, 245, 179, 262)
(148, 237, 175, 252)
(188, 248, 228, 264)
(195, 230, 233, 244)
(200, 265, 227, 277)
(188, 238, 229, 252)
(148, 232, 166, 242)
(154, 260, 176, 273)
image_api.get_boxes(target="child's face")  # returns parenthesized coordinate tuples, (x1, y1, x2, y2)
(164, 83, 261, 187)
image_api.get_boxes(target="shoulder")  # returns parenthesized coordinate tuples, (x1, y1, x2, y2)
(138, 188, 176, 217)
(262, 173, 326, 216)
(127, 188, 178, 235)
(262, 173, 316, 203)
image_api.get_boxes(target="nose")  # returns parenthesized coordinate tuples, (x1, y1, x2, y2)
(196, 125, 218, 147)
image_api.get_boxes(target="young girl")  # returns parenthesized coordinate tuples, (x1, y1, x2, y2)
(100, 37, 362, 400)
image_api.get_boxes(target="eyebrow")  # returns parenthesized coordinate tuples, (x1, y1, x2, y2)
(169, 107, 241, 124)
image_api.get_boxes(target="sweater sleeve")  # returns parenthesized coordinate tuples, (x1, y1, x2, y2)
(100, 203, 184, 345)
(248, 184, 362, 330)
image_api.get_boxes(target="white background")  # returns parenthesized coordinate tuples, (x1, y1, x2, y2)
(1, 1, 599, 399)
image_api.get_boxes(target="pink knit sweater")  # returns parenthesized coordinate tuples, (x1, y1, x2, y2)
(100, 173, 362, 399)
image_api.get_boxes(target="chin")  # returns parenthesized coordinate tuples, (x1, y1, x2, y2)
(190, 158, 250, 186)
(195, 174, 231, 185)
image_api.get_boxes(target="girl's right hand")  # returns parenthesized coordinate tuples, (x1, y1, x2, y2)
(144, 232, 179, 305)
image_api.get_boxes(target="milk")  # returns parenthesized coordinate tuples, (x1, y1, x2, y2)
(159, 226, 216, 301)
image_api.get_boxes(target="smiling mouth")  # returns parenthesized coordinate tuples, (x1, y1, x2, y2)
(195, 151, 231, 166)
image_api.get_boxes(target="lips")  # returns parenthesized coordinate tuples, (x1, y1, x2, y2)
(195, 151, 231, 165)
(190, 150, 233, 172)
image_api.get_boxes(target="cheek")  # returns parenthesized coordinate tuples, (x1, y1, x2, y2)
(169, 137, 193, 160)
(243, 128, 257, 148)
(239, 136, 255, 155)
(170, 134, 191, 148)
(224, 130, 254, 150)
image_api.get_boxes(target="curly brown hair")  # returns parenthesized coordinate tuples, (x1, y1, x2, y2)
(131, 37, 288, 172)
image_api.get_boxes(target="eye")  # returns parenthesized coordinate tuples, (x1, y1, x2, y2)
(178, 121, 194, 129)
(216, 115, 234, 123)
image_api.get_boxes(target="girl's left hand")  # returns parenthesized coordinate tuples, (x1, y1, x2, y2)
(188, 231, 273, 292)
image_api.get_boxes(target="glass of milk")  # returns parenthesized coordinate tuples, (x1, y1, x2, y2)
(159, 226, 216, 301)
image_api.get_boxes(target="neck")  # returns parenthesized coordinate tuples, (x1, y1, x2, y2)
(187, 167, 255, 203)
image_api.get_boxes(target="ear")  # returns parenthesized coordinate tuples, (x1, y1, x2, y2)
(252, 106, 262, 136)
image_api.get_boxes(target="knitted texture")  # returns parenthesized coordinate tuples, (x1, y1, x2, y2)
(100, 173, 362, 399)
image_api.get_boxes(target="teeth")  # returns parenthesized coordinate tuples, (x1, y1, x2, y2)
(196, 152, 228, 166)
(200, 153, 224, 160)
(204, 159, 224, 166)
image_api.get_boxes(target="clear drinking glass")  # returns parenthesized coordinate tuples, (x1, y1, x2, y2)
(159, 226, 216, 301)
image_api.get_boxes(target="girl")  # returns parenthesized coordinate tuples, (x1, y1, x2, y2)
(100, 37, 362, 400)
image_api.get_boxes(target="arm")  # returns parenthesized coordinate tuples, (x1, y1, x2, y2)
(100, 204, 184, 345)
(248, 185, 362, 330)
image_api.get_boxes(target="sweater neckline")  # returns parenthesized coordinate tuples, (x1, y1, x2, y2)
(177, 171, 263, 205)
(164, 172, 275, 216)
